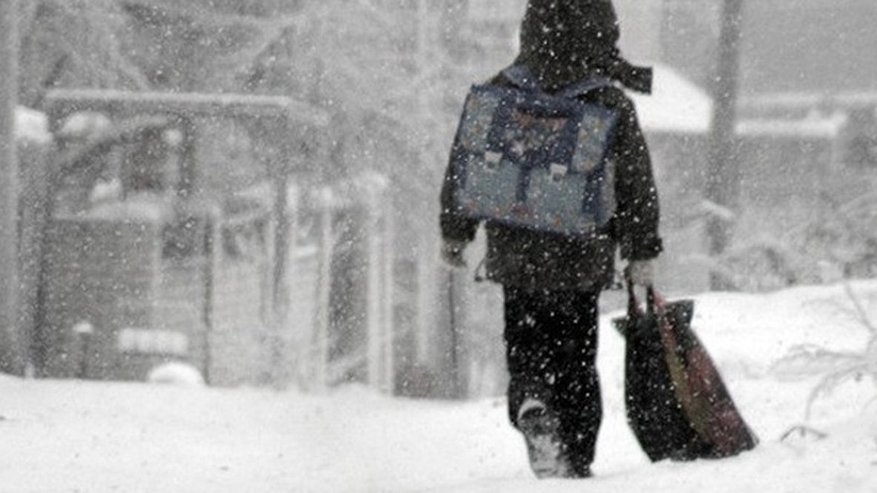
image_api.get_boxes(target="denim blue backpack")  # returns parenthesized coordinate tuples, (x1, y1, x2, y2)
(450, 65, 619, 238)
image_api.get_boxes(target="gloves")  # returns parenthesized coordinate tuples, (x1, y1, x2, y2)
(441, 239, 468, 269)
(625, 259, 655, 287)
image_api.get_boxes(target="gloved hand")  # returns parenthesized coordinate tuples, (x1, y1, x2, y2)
(441, 239, 468, 269)
(625, 259, 655, 287)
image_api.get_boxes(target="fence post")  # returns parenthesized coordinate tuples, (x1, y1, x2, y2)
(363, 177, 394, 394)
(706, 0, 744, 290)
(0, 0, 23, 375)
(381, 187, 395, 394)
(310, 189, 334, 392)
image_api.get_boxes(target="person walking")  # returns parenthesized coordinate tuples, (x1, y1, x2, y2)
(439, 0, 662, 479)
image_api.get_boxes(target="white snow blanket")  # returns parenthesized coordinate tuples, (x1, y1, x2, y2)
(1, 281, 876, 492)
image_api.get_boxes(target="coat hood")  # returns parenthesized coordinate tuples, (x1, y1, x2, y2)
(515, 0, 651, 93)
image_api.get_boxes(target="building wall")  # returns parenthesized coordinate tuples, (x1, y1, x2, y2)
(660, 0, 877, 95)
(615, 0, 664, 62)
(742, 1, 877, 94)
(658, 0, 720, 90)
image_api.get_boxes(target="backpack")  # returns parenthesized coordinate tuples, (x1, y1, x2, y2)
(450, 65, 619, 238)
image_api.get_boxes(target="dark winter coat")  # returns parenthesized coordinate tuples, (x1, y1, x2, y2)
(439, 0, 662, 293)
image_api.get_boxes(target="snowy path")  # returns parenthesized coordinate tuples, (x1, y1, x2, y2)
(2, 282, 877, 492)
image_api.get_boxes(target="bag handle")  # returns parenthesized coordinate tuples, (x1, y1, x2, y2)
(625, 278, 665, 319)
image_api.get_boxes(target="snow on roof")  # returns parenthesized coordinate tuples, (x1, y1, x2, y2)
(630, 63, 713, 134)
(740, 91, 877, 114)
(736, 111, 849, 139)
(15, 106, 52, 144)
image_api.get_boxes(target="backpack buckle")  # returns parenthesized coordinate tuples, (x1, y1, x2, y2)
(550, 163, 568, 181)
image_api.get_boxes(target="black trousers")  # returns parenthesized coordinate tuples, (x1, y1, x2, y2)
(503, 286, 602, 473)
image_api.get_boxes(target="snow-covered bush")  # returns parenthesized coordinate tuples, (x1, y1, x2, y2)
(147, 362, 205, 387)
(708, 241, 811, 292)
(770, 283, 877, 418)
(710, 191, 877, 292)
(784, 191, 877, 282)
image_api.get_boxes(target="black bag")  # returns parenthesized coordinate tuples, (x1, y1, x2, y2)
(614, 285, 758, 462)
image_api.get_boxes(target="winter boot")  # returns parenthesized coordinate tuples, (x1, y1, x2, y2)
(517, 398, 572, 478)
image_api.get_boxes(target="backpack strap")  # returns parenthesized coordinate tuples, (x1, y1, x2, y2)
(502, 65, 615, 98)
(501, 65, 541, 92)
(557, 76, 616, 99)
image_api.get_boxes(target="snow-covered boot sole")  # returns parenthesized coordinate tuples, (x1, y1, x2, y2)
(517, 399, 572, 479)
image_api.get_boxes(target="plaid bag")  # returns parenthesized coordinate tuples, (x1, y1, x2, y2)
(614, 285, 758, 461)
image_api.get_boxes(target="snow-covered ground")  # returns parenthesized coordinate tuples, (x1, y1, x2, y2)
(2, 282, 877, 493)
